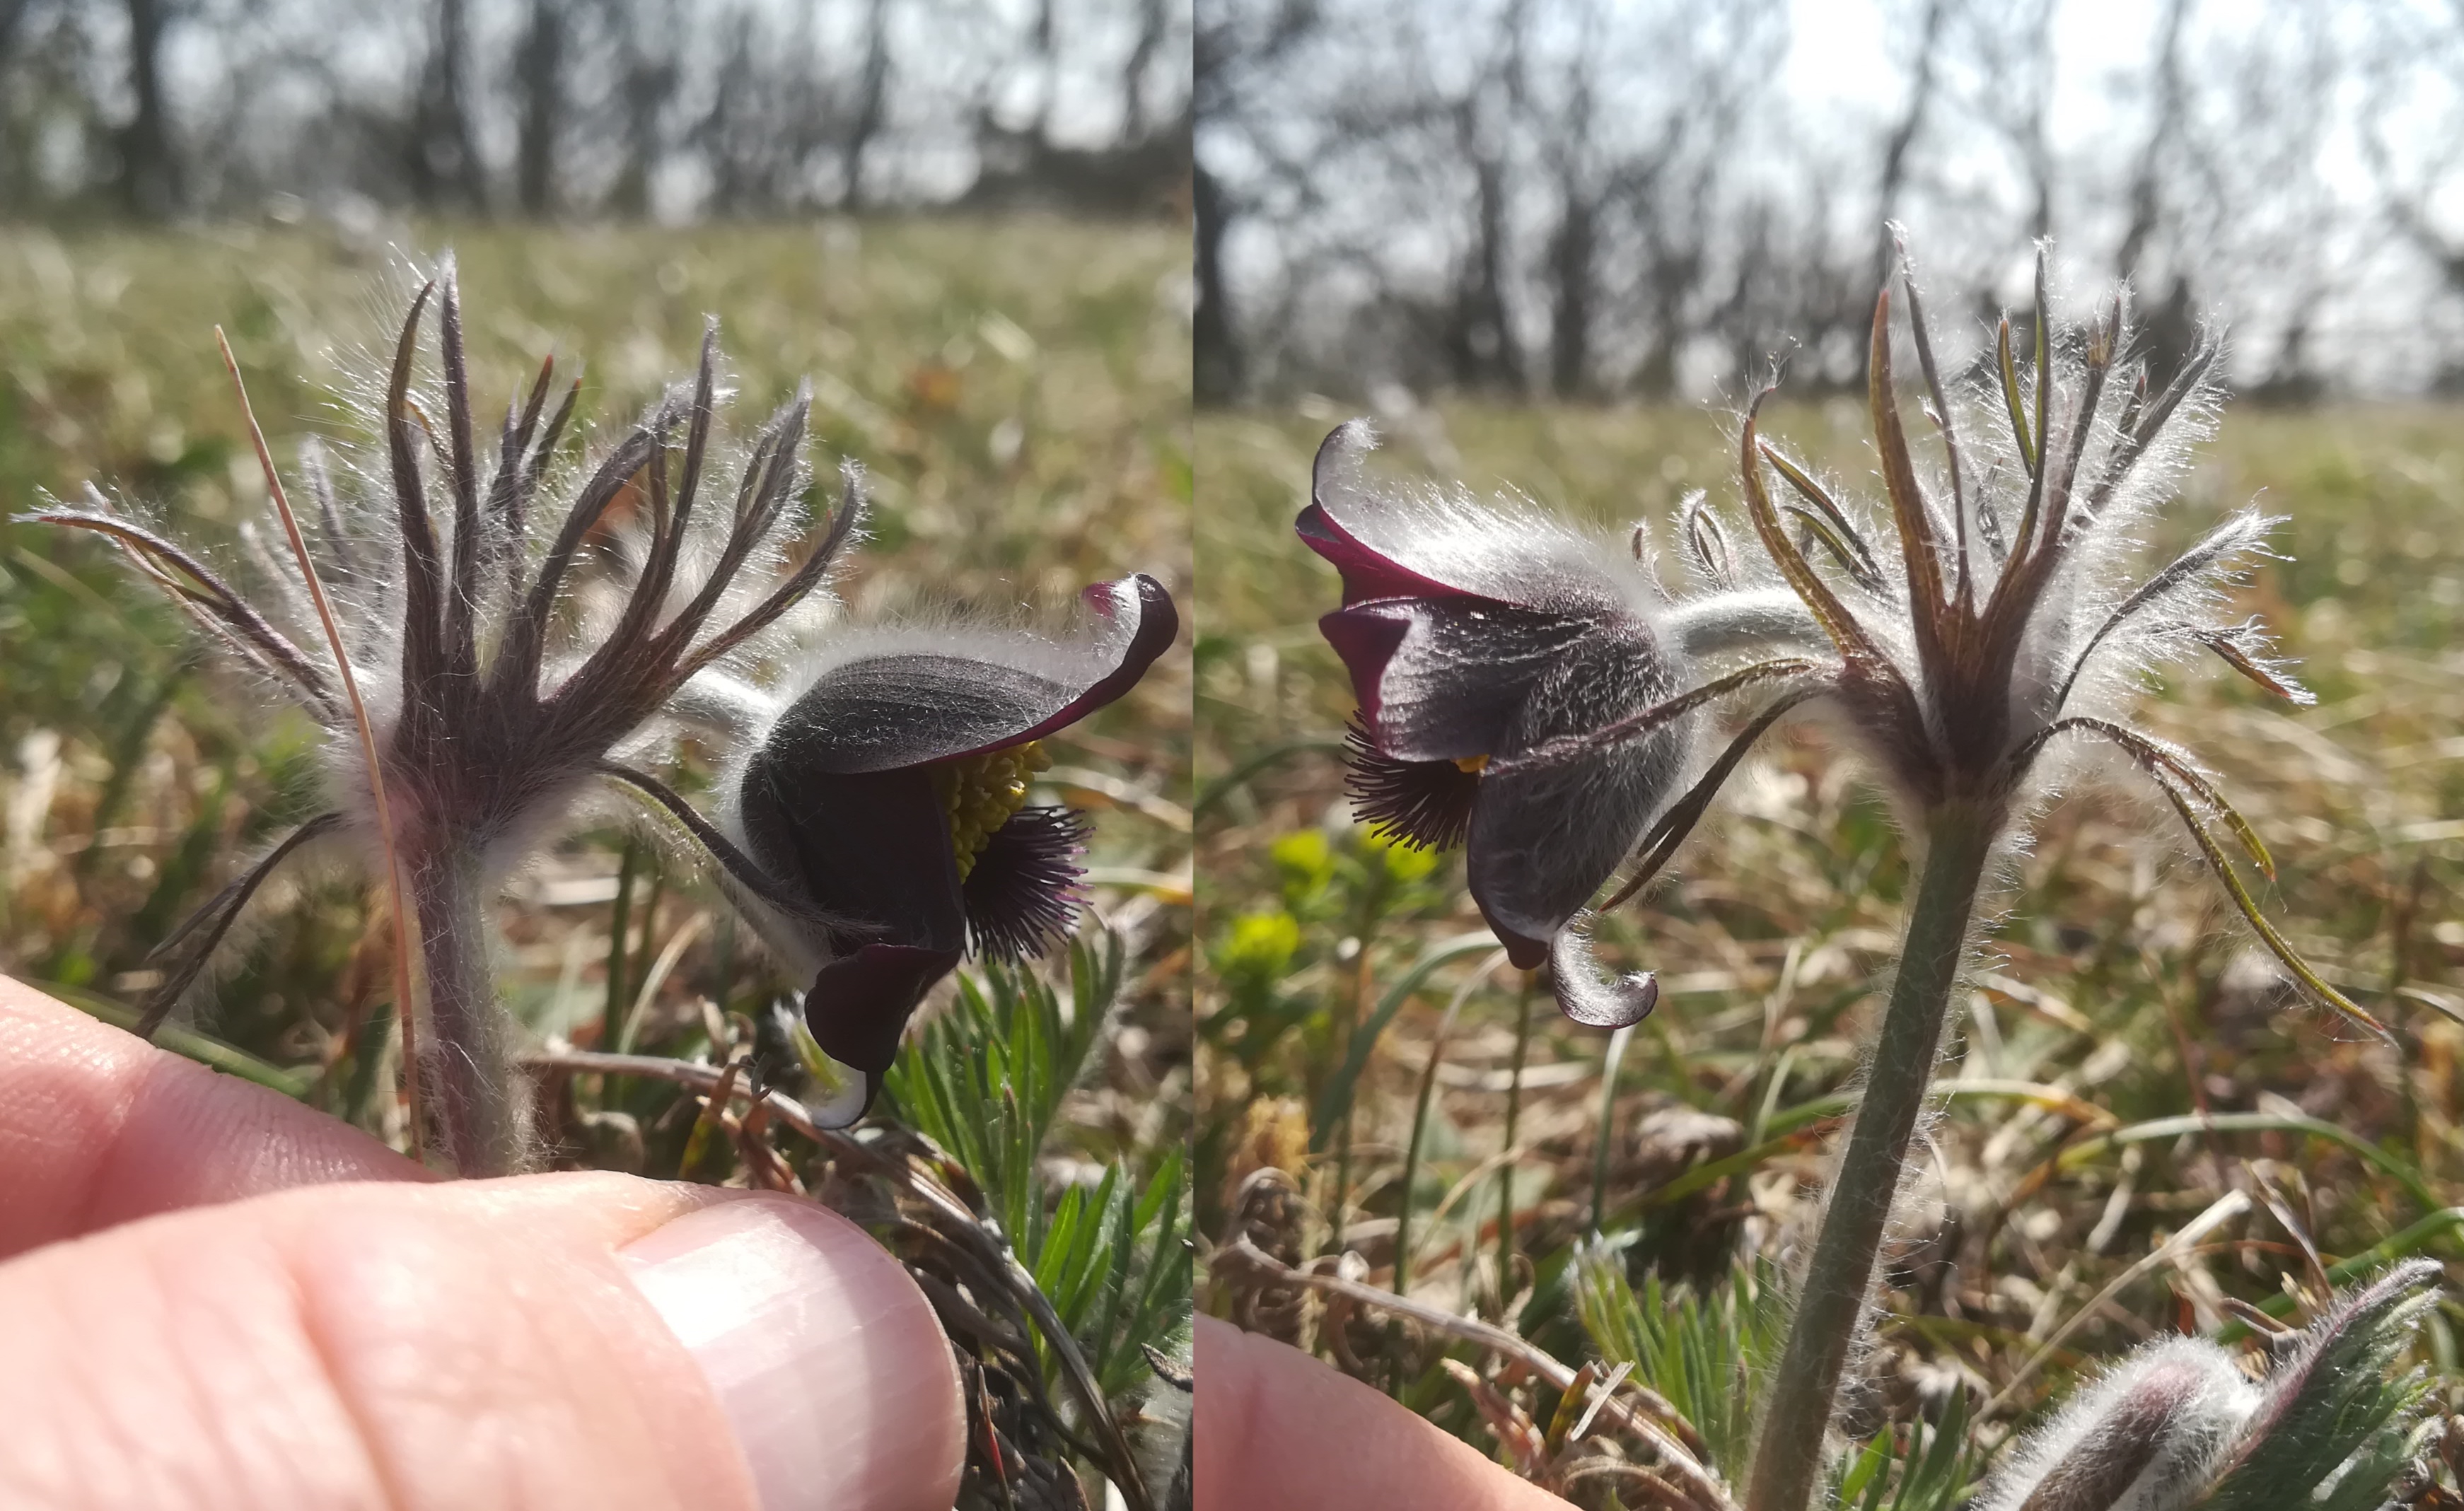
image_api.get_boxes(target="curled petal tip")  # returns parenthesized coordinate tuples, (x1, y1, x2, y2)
(801, 1051, 875, 1132)
(1081, 570, 1178, 689)
(1088, 570, 1180, 645)
(1319, 417, 1379, 467)
(803, 940, 964, 1102)
(1303, 423, 1380, 532)
(1549, 923, 1658, 1029)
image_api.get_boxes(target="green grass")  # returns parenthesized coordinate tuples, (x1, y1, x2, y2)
(1194, 397, 2464, 1500)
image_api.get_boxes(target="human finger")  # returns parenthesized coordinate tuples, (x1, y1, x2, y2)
(0, 1174, 966, 1511)
(1194, 1314, 1571, 1509)
(0, 976, 429, 1257)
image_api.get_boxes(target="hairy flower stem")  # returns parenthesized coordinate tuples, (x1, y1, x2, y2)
(1745, 804, 1994, 1511)
(407, 846, 528, 1177)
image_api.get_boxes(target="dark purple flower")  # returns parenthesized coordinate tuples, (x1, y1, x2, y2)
(723, 573, 1177, 1118)
(1298, 422, 1691, 1027)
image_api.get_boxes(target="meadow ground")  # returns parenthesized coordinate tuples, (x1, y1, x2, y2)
(1195, 395, 2464, 1498)
(0, 216, 1192, 1504)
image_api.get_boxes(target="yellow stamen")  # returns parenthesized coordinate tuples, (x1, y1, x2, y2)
(931, 740, 1047, 880)
(1454, 754, 1491, 774)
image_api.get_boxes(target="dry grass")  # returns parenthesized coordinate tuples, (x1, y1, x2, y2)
(1193, 396, 2464, 1499)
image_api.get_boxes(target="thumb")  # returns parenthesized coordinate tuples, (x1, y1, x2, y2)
(0, 1172, 965, 1511)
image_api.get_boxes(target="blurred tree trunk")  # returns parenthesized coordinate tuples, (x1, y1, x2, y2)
(1448, 0, 1528, 396)
(2116, 0, 2192, 374)
(610, 1, 678, 217)
(1548, 190, 1594, 399)
(1634, 234, 1698, 399)
(2015, 2, 2055, 241)
(515, 0, 565, 217)
(409, 0, 487, 212)
(119, 0, 179, 217)
(2115, 0, 2188, 285)
(1123, 0, 1166, 140)
(1030, 0, 1055, 138)
(0, 0, 29, 77)
(1545, 12, 1598, 401)
(1965, 0, 2058, 243)
(844, 0, 889, 207)
(1195, 161, 1241, 404)
(1449, 147, 1522, 393)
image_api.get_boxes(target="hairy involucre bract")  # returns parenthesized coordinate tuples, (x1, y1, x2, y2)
(1975, 1338, 2259, 1511)
(1977, 1261, 2443, 1511)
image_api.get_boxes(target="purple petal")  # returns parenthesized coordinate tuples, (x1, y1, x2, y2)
(803, 941, 965, 1114)
(1298, 420, 1641, 615)
(763, 572, 1176, 775)
(1024, 573, 1179, 741)
(1297, 501, 1467, 605)
(1318, 605, 1411, 730)
(1325, 598, 1597, 761)
(1549, 925, 1660, 1028)
(1464, 620, 1691, 949)
(739, 757, 970, 1114)
(1475, 897, 1551, 972)
(736, 762, 967, 958)
(1296, 423, 1470, 605)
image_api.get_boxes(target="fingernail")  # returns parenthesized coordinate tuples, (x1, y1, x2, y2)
(620, 1196, 965, 1511)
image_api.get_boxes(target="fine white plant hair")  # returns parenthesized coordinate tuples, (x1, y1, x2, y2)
(1974, 1338, 2260, 1511)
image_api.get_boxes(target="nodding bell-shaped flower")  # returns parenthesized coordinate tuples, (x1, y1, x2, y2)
(29, 260, 863, 1173)
(695, 575, 1177, 1124)
(1299, 421, 1702, 1028)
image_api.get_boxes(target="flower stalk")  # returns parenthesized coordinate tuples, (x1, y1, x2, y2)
(405, 841, 525, 1177)
(1743, 801, 1993, 1511)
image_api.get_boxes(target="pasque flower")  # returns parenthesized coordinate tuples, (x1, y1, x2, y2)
(29, 260, 1179, 1172)
(692, 575, 1177, 1121)
(1302, 240, 2386, 1511)
(1699, 245, 2385, 1511)
(1300, 424, 1812, 1028)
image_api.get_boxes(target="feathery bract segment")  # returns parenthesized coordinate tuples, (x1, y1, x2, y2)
(1691, 237, 2372, 1039)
